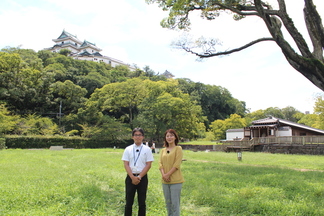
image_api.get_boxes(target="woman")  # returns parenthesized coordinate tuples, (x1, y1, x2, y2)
(159, 129, 184, 216)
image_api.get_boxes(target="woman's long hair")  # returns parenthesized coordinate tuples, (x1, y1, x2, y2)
(163, 129, 179, 147)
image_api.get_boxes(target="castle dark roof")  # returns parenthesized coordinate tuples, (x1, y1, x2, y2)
(57, 30, 77, 39)
(78, 50, 92, 56)
(80, 40, 96, 47)
(93, 52, 102, 56)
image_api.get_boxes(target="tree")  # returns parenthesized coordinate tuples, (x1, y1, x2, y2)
(147, 0, 324, 91)
(142, 65, 156, 77)
(85, 78, 148, 128)
(77, 72, 111, 97)
(16, 114, 58, 135)
(59, 49, 72, 56)
(298, 113, 318, 128)
(244, 109, 266, 125)
(78, 116, 130, 141)
(176, 78, 247, 125)
(209, 119, 225, 140)
(50, 80, 88, 114)
(110, 65, 131, 83)
(210, 114, 247, 140)
(0, 52, 54, 114)
(313, 95, 324, 129)
(37, 50, 57, 67)
(281, 106, 302, 122)
(0, 104, 20, 134)
(43, 63, 68, 82)
(137, 88, 204, 140)
(264, 107, 285, 119)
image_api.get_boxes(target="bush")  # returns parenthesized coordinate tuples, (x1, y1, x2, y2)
(0, 138, 6, 149)
(4, 135, 132, 149)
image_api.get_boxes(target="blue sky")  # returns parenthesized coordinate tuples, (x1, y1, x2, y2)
(0, 0, 323, 113)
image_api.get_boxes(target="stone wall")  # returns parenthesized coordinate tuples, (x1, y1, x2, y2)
(254, 144, 324, 155)
(179, 144, 215, 151)
(160, 143, 324, 155)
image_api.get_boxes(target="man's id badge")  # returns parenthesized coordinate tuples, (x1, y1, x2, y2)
(131, 166, 138, 173)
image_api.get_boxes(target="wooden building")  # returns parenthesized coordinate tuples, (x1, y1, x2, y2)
(243, 116, 324, 139)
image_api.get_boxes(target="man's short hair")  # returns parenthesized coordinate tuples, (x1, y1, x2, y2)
(132, 128, 144, 136)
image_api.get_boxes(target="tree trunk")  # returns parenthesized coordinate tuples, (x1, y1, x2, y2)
(255, 0, 324, 91)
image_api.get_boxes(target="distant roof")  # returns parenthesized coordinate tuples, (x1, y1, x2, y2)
(252, 117, 278, 125)
(249, 124, 277, 129)
(93, 52, 102, 56)
(252, 116, 324, 134)
(81, 40, 96, 48)
(226, 129, 244, 132)
(57, 30, 77, 39)
(78, 50, 92, 56)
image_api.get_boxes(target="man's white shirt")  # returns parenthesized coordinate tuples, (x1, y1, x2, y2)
(122, 144, 154, 174)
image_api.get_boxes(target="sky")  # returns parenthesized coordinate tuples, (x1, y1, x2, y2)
(0, 0, 323, 113)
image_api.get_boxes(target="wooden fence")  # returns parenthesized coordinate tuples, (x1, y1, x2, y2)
(219, 136, 324, 155)
(221, 136, 324, 145)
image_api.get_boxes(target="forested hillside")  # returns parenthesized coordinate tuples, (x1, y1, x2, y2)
(0, 47, 247, 142)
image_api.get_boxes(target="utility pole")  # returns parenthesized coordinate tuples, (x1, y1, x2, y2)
(59, 101, 62, 127)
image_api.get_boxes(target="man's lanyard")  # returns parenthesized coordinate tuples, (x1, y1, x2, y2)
(133, 144, 143, 166)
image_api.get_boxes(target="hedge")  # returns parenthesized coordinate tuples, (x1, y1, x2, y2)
(4, 136, 133, 149)
(0, 138, 5, 150)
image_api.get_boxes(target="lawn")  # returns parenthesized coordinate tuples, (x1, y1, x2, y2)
(0, 149, 323, 215)
(180, 140, 220, 145)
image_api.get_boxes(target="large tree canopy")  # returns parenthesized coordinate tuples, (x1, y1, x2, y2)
(146, 0, 324, 91)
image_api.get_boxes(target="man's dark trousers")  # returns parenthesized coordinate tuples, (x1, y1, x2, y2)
(124, 175, 148, 216)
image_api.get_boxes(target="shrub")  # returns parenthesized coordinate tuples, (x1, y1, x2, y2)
(0, 138, 6, 149)
(4, 135, 132, 149)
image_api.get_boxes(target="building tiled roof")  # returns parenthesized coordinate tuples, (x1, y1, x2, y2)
(57, 30, 77, 39)
(226, 129, 244, 132)
(93, 52, 102, 56)
(252, 117, 278, 125)
(249, 124, 277, 128)
(78, 50, 92, 56)
(80, 40, 96, 47)
(252, 116, 324, 134)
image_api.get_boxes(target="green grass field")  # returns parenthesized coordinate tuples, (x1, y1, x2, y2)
(180, 140, 220, 145)
(0, 149, 324, 215)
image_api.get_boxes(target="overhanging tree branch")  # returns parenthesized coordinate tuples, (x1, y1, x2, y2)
(304, 0, 324, 61)
(179, 37, 275, 58)
(148, 0, 324, 91)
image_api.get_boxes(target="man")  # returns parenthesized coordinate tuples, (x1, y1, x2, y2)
(122, 128, 154, 216)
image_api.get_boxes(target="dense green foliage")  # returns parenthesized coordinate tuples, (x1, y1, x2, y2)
(0, 138, 5, 149)
(1, 149, 323, 215)
(3, 135, 131, 149)
(1, 47, 323, 144)
(0, 47, 246, 142)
